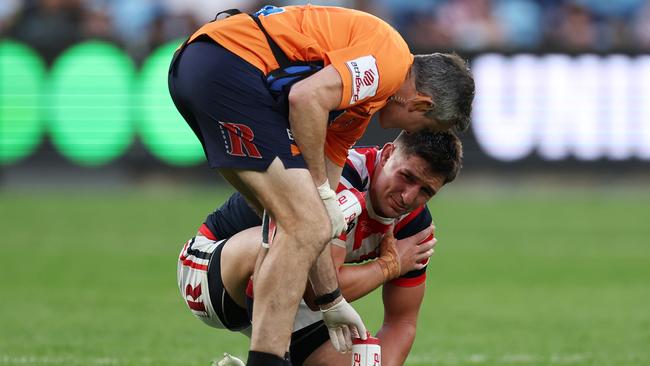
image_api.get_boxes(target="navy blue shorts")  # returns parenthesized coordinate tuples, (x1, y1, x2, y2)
(168, 38, 306, 171)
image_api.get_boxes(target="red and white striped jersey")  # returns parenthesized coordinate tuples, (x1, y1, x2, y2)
(334, 147, 432, 287)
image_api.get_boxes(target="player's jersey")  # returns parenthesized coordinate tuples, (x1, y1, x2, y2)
(334, 147, 432, 287)
(188, 5, 414, 166)
(201, 146, 433, 287)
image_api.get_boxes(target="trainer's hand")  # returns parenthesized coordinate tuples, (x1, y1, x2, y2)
(320, 298, 367, 353)
(317, 180, 347, 238)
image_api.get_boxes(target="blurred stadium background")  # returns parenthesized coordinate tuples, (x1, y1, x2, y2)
(1, 1, 649, 365)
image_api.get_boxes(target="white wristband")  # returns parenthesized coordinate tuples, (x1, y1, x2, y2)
(317, 179, 336, 200)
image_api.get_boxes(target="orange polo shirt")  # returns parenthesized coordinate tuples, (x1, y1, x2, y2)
(188, 5, 413, 166)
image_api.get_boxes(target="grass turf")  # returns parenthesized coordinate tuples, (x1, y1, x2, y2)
(0, 187, 648, 365)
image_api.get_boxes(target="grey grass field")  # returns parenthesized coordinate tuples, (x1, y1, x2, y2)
(1, 186, 649, 366)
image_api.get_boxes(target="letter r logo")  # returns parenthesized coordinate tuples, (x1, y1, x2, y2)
(219, 122, 263, 159)
(185, 284, 206, 313)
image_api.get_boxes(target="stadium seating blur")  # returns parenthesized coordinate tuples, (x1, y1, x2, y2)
(1, 0, 648, 178)
(2, 0, 649, 64)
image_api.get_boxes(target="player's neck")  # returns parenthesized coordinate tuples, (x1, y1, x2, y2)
(365, 191, 393, 224)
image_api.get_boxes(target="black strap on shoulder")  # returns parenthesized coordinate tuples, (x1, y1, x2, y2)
(214, 9, 290, 68)
(214, 9, 242, 21)
(247, 14, 291, 68)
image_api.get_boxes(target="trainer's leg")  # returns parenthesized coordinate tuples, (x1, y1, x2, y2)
(218, 158, 333, 360)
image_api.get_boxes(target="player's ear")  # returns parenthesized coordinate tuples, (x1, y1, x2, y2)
(379, 143, 394, 166)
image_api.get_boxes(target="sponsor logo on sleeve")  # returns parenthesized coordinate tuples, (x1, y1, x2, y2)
(346, 55, 379, 104)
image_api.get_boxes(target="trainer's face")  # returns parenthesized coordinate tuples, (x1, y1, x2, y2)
(378, 101, 445, 133)
(370, 144, 445, 218)
(378, 72, 446, 133)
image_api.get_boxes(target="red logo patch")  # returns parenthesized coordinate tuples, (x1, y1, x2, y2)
(362, 69, 376, 86)
(185, 284, 202, 300)
(219, 122, 263, 158)
(185, 284, 206, 313)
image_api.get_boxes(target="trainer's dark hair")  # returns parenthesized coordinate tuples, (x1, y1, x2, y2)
(412, 53, 475, 132)
(394, 130, 463, 184)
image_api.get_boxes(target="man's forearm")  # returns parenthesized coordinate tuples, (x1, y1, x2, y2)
(376, 322, 416, 366)
(338, 262, 388, 302)
(289, 91, 329, 185)
(308, 245, 340, 300)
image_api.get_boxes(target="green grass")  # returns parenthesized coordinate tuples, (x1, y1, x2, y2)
(0, 187, 649, 365)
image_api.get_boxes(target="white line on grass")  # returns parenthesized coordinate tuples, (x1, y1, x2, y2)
(501, 354, 539, 363)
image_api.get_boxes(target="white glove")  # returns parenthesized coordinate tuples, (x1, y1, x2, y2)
(317, 180, 347, 238)
(215, 353, 245, 366)
(321, 298, 368, 353)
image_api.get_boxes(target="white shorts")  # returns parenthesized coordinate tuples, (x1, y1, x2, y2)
(294, 301, 323, 332)
(177, 235, 250, 331)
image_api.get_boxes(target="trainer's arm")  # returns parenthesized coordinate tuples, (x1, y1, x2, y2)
(292, 66, 345, 297)
(288, 65, 343, 186)
(376, 282, 425, 366)
(325, 158, 344, 193)
(304, 244, 384, 311)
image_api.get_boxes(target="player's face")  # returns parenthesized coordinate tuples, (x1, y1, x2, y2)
(370, 145, 445, 218)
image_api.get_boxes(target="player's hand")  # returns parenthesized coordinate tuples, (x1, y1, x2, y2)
(320, 297, 367, 353)
(376, 225, 401, 280)
(317, 180, 347, 238)
(396, 224, 436, 274)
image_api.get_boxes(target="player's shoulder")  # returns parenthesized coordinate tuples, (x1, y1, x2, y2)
(341, 146, 380, 191)
(348, 146, 380, 167)
(394, 205, 432, 240)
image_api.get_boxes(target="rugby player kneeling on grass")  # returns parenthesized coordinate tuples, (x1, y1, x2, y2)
(177, 130, 462, 366)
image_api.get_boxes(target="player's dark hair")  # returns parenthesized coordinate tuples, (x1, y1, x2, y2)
(394, 130, 463, 184)
(412, 53, 475, 132)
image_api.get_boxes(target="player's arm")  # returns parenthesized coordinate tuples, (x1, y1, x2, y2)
(306, 223, 432, 308)
(330, 244, 384, 302)
(376, 282, 425, 366)
(334, 225, 434, 302)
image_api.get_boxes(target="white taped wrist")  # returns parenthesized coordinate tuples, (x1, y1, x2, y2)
(317, 180, 336, 200)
